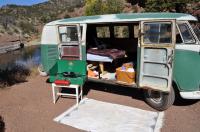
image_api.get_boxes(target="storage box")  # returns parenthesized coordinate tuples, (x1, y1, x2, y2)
(116, 67, 135, 84)
(123, 63, 133, 69)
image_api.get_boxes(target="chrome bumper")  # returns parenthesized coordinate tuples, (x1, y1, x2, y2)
(180, 91, 200, 99)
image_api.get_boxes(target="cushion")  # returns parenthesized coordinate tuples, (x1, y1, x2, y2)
(54, 80, 71, 86)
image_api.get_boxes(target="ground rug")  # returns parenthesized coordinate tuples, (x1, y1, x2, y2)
(54, 98, 164, 132)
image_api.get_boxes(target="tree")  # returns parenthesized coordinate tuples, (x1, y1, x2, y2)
(85, 0, 125, 16)
(0, 15, 15, 29)
(105, 0, 124, 14)
(85, 0, 104, 16)
(145, 0, 199, 12)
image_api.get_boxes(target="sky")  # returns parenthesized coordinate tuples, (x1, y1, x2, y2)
(0, 0, 48, 7)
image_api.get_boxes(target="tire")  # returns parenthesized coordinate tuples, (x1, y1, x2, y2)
(144, 87, 175, 111)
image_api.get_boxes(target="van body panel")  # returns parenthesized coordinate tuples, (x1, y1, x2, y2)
(41, 25, 60, 73)
(41, 44, 59, 73)
(41, 26, 59, 44)
(174, 45, 200, 91)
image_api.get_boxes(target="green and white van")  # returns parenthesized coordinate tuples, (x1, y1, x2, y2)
(41, 13, 200, 111)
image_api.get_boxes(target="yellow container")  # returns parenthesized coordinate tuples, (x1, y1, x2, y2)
(116, 67, 135, 84)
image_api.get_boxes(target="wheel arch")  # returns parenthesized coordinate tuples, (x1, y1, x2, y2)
(172, 79, 181, 98)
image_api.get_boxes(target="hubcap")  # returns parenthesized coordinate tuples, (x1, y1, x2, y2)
(147, 90, 162, 103)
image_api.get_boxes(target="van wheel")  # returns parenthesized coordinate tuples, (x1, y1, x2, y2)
(144, 87, 175, 111)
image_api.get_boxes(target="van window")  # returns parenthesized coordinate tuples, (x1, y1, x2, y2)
(134, 25, 139, 38)
(143, 23, 172, 44)
(96, 27, 110, 38)
(59, 26, 78, 42)
(178, 23, 195, 44)
(191, 24, 200, 41)
(114, 26, 129, 38)
(176, 26, 183, 43)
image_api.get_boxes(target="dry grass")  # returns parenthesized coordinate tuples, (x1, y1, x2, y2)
(29, 66, 39, 78)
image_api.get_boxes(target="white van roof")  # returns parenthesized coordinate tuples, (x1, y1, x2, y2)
(46, 13, 197, 26)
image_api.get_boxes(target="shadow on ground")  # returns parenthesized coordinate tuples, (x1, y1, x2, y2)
(84, 81, 144, 101)
(84, 81, 199, 107)
(46, 78, 199, 108)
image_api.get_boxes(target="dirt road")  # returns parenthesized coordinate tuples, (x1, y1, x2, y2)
(0, 76, 199, 132)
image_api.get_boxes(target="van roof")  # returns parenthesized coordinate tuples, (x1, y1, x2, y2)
(46, 13, 197, 25)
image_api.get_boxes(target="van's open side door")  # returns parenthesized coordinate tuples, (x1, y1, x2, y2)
(138, 20, 176, 92)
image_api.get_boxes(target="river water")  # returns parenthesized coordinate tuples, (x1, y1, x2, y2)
(0, 45, 41, 70)
(0, 45, 41, 87)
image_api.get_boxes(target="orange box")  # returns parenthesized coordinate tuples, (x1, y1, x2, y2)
(116, 67, 135, 84)
(123, 63, 133, 68)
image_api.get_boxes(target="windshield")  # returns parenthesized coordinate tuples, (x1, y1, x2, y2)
(178, 23, 196, 44)
(192, 24, 200, 41)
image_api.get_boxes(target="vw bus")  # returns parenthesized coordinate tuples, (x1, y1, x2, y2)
(41, 13, 200, 111)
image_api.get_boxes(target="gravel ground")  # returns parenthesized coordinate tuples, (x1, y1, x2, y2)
(0, 76, 199, 132)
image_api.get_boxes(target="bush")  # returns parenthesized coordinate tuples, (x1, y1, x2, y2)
(18, 21, 38, 34)
(85, 0, 124, 16)
(0, 64, 30, 88)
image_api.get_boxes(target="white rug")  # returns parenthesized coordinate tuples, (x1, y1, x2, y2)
(54, 98, 164, 132)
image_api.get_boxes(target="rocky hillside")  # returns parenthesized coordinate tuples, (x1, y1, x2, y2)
(0, 0, 199, 44)
(0, 0, 83, 42)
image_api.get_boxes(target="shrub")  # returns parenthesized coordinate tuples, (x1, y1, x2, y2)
(0, 64, 30, 88)
(18, 21, 37, 34)
(85, 0, 124, 16)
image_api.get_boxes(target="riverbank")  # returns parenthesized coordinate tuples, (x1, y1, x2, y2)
(0, 42, 39, 55)
(0, 36, 40, 55)
(0, 45, 41, 88)
(0, 75, 200, 132)
(26, 38, 41, 47)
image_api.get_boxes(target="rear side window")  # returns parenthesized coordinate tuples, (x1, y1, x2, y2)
(58, 26, 78, 42)
(114, 26, 129, 38)
(178, 23, 195, 44)
(96, 27, 110, 38)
